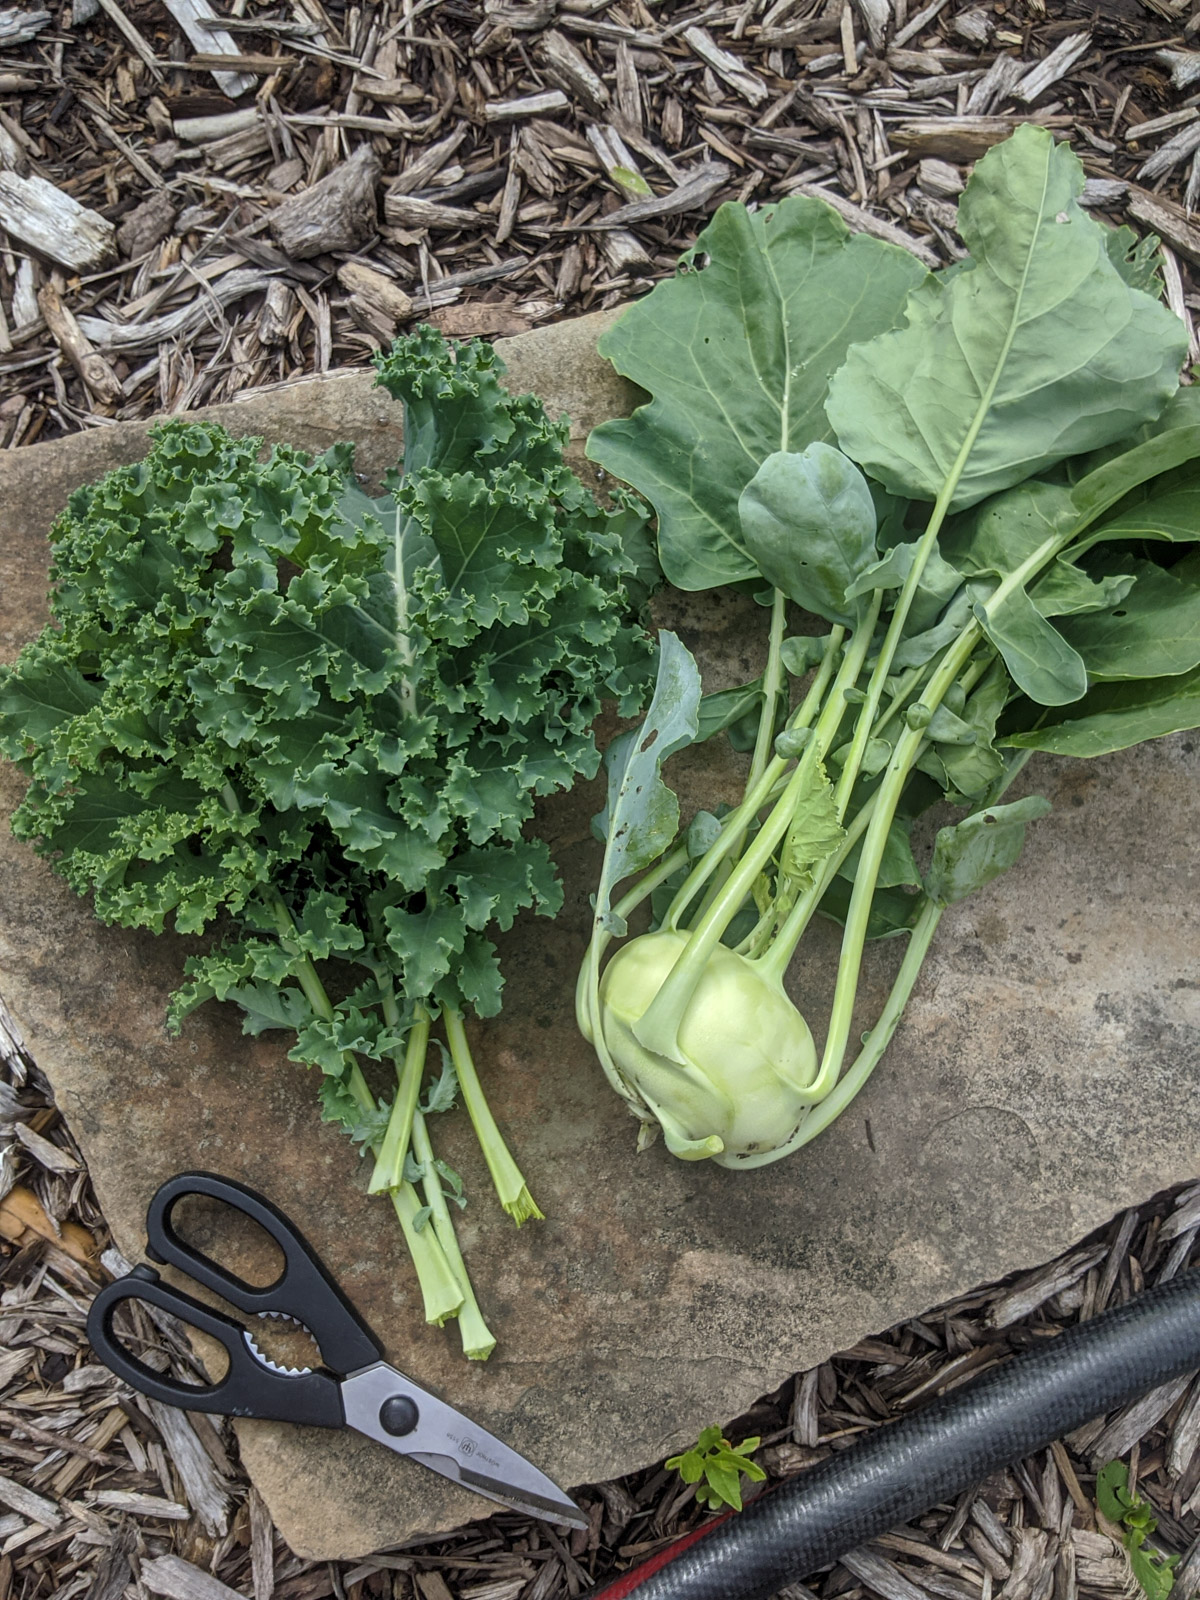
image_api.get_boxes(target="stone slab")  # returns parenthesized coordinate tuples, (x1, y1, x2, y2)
(2, 311, 1199, 1561)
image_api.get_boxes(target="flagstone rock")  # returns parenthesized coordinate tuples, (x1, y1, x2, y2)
(1, 311, 1198, 1560)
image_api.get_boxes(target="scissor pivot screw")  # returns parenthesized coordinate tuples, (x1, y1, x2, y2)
(380, 1396, 419, 1437)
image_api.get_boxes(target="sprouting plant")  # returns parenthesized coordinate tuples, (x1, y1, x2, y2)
(1096, 1460, 1180, 1600)
(666, 1426, 767, 1513)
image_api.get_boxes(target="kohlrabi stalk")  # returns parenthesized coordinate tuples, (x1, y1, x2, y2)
(631, 596, 881, 1067)
(746, 588, 788, 794)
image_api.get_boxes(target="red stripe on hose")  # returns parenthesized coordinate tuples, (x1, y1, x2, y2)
(591, 1510, 734, 1597)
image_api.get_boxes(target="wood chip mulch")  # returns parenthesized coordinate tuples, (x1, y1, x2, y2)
(4, 995, 1200, 1600)
(5, 2, 1200, 1597)
(5, 0, 1200, 444)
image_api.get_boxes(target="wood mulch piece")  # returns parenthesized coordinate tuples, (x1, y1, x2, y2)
(4, 996, 1200, 1600)
(4, 0, 1200, 444)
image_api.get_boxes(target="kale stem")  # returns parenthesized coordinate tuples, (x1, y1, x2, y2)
(368, 1002, 430, 1195)
(746, 588, 787, 794)
(442, 1007, 543, 1225)
(263, 891, 462, 1324)
(633, 605, 878, 1063)
(387, 1180, 466, 1326)
(411, 1106, 496, 1360)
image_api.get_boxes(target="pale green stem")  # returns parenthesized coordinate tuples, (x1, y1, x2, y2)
(757, 647, 992, 981)
(368, 1002, 430, 1195)
(855, 663, 926, 753)
(811, 620, 982, 1099)
(443, 1008, 543, 1225)
(746, 588, 788, 795)
(728, 896, 944, 1167)
(663, 624, 846, 933)
(411, 1106, 495, 1360)
(264, 892, 462, 1325)
(734, 901, 782, 959)
(755, 788, 881, 987)
(388, 1181, 465, 1326)
(634, 603, 880, 1064)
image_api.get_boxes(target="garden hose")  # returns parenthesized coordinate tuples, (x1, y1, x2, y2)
(595, 1265, 1200, 1599)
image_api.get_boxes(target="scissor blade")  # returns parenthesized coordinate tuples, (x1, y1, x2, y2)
(407, 1452, 588, 1531)
(340, 1362, 586, 1530)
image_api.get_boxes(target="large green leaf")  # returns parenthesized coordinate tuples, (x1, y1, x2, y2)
(738, 445, 878, 624)
(827, 124, 1187, 513)
(924, 796, 1052, 907)
(1000, 665, 1200, 757)
(1060, 552, 1200, 679)
(590, 630, 702, 935)
(587, 198, 927, 591)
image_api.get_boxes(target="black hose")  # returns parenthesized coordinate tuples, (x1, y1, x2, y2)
(597, 1266, 1200, 1600)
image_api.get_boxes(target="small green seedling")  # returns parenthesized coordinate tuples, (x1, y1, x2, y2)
(1096, 1461, 1180, 1600)
(666, 1426, 767, 1512)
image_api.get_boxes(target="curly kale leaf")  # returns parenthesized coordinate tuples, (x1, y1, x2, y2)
(0, 328, 656, 1121)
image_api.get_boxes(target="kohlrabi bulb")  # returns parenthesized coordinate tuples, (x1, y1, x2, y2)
(597, 929, 818, 1165)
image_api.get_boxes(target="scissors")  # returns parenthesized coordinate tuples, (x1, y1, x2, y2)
(85, 1171, 587, 1530)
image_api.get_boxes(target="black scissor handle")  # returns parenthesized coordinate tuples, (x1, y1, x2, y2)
(144, 1173, 382, 1376)
(86, 1266, 346, 1428)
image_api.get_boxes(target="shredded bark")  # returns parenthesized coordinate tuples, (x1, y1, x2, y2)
(2, 0, 1200, 442)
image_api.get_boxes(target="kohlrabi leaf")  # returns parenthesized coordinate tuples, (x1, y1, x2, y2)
(1068, 424, 1200, 541)
(695, 678, 763, 743)
(935, 659, 1009, 799)
(838, 816, 921, 889)
(943, 479, 1078, 579)
(817, 874, 923, 939)
(1030, 559, 1134, 617)
(738, 444, 879, 624)
(940, 480, 1088, 704)
(587, 197, 927, 590)
(591, 630, 702, 933)
(781, 635, 833, 676)
(1104, 226, 1164, 293)
(847, 537, 964, 634)
(779, 759, 845, 891)
(968, 580, 1088, 706)
(1000, 663, 1200, 756)
(1059, 552, 1200, 679)
(1080, 480, 1200, 551)
(924, 795, 1052, 906)
(890, 593, 973, 670)
(827, 124, 1187, 513)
